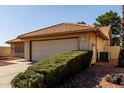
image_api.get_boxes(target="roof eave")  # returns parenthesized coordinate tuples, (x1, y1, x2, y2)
(18, 28, 98, 39)
(6, 39, 25, 44)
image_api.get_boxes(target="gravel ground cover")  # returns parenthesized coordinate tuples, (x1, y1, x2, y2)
(59, 60, 124, 88)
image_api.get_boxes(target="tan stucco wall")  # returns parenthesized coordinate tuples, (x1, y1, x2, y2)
(104, 46, 121, 60)
(11, 43, 24, 58)
(79, 35, 91, 50)
(24, 41, 30, 61)
(24, 32, 106, 63)
(97, 36, 105, 60)
(89, 33, 96, 64)
(104, 40, 111, 46)
(88, 33, 106, 63)
(97, 36, 105, 52)
(0, 46, 10, 56)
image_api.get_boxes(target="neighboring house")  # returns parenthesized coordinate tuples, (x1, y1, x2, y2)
(6, 39, 25, 58)
(6, 23, 111, 63)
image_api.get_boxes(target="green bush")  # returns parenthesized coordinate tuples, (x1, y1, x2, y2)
(11, 51, 92, 88)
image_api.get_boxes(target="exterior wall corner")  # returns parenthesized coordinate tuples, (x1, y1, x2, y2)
(24, 41, 30, 61)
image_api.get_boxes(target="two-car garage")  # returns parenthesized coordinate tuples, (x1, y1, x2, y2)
(31, 38, 79, 61)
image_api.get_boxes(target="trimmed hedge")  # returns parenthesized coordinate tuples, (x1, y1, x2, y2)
(11, 51, 93, 88)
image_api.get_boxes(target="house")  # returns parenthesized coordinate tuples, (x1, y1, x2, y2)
(6, 23, 111, 63)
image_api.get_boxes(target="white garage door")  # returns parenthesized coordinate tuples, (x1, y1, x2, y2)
(31, 38, 79, 61)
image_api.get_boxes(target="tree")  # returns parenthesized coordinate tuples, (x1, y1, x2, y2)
(94, 11, 121, 46)
(77, 21, 86, 24)
(112, 37, 121, 46)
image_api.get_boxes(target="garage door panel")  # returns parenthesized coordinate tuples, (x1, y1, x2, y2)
(31, 38, 78, 61)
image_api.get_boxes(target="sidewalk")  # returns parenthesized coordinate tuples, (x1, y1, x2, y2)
(0, 59, 31, 88)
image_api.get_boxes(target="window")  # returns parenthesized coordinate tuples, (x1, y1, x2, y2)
(14, 43, 24, 53)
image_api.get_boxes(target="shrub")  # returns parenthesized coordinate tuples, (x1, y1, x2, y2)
(11, 51, 93, 88)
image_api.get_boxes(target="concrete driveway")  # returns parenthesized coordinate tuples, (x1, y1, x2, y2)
(0, 59, 31, 88)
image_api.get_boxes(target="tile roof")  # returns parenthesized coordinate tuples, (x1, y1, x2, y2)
(6, 38, 25, 44)
(99, 26, 111, 39)
(6, 23, 111, 44)
(18, 23, 99, 39)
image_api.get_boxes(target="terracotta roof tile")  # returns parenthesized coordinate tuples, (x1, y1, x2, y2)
(18, 23, 98, 39)
(6, 23, 111, 44)
(99, 26, 111, 39)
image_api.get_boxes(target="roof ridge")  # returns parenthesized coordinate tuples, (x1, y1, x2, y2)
(62, 22, 93, 27)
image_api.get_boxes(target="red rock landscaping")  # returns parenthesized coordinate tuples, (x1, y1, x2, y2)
(0, 57, 19, 67)
(0, 60, 14, 67)
(59, 60, 124, 88)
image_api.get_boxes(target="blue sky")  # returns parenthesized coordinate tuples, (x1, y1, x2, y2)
(0, 5, 121, 46)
